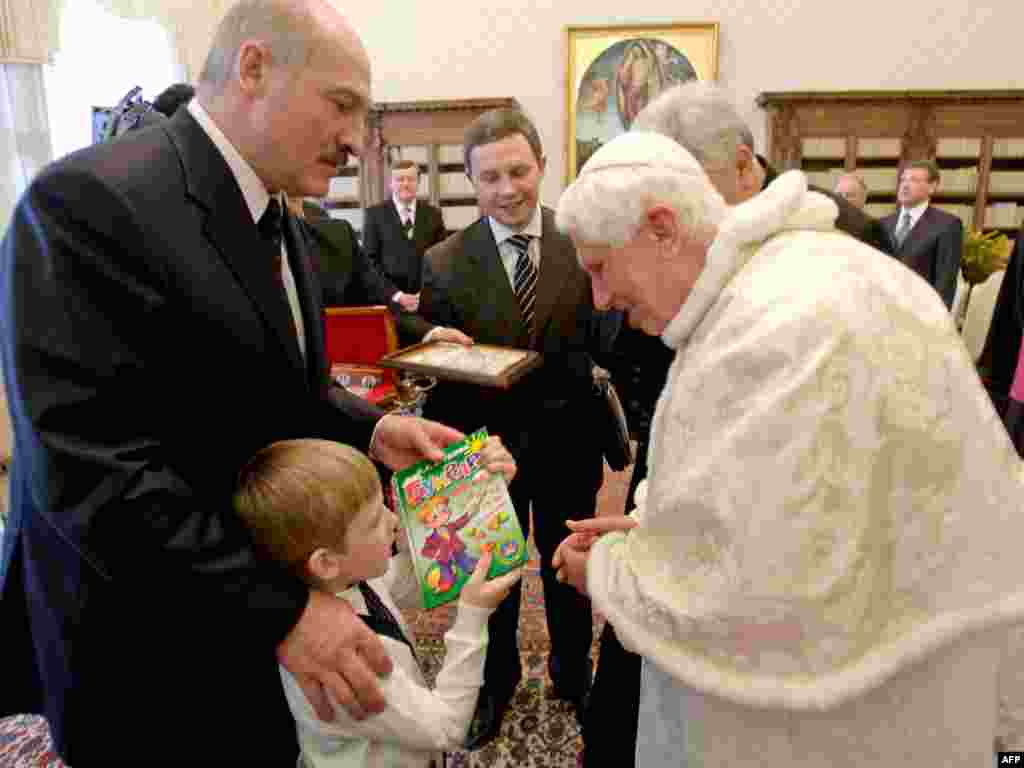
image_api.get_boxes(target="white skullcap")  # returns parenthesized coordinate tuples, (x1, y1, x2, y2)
(578, 130, 711, 182)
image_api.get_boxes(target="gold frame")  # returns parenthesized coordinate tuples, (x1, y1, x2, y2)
(565, 22, 720, 183)
(379, 341, 541, 389)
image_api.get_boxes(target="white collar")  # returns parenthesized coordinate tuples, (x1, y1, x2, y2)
(488, 205, 543, 245)
(187, 99, 273, 225)
(662, 171, 839, 350)
(393, 195, 417, 216)
(899, 200, 929, 225)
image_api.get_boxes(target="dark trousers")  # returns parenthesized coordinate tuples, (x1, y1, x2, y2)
(582, 438, 648, 767)
(482, 429, 602, 699)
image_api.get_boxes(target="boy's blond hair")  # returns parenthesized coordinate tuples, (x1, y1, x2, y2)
(234, 439, 380, 582)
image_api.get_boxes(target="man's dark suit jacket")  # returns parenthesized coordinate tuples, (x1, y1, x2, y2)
(301, 215, 430, 345)
(363, 199, 447, 293)
(979, 224, 1024, 416)
(411, 209, 602, 459)
(0, 109, 382, 765)
(302, 215, 398, 306)
(882, 205, 963, 309)
(760, 157, 894, 255)
(413, 207, 604, 692)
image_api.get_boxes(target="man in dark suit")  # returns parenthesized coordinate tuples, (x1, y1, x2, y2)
(834, 171, 869, 210)
(362, 160, 448, 297)
(298, 198, 400, 307)
(757, 153, 893, 255)
(881, 160, 962, 309)
(0, 1, 496, 764)
(408, 108, 604, 748)
(298, 198, 470, 346)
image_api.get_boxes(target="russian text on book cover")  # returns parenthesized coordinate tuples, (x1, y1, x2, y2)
(392, 428, 528, 609)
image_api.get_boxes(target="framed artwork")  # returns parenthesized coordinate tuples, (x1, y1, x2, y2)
(565, 22, 720, 183)
(379, 341, 541, 389)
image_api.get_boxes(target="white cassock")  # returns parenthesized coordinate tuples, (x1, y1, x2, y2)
(587, 171, 1024, 766)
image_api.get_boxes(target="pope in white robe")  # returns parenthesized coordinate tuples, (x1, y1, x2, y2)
(555, 131, 1024, 766)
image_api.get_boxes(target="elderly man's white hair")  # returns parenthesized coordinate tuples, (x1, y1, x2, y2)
(556, 131, 727, 247)
(632, 81, 751, 175)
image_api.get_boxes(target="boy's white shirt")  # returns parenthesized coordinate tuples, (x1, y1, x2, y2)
(280, 550, 492, 768)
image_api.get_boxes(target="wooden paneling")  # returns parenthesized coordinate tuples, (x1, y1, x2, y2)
(758, 90, 1024, 233)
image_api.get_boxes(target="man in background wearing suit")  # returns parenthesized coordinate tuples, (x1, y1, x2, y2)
(753, 141, 893, 256)
(834, 171, 869, 210)
(297, 197, 401, 307)
(410, 108, 604, 748)
(0, 1, 506, 764)
(363, 160, 448, 303)
(881, 160, 962, 309)
(297, 197, 470, 347)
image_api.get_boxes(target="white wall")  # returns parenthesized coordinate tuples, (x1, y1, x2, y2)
(332, 0, 1023, 206)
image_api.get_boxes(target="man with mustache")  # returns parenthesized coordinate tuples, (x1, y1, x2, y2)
(0, 1, 516, 764)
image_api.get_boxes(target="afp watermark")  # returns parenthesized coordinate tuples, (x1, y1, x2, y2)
(1000, 753, 1024, 764)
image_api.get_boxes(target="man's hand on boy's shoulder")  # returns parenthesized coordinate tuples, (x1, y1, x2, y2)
(277, 591, 392, 722)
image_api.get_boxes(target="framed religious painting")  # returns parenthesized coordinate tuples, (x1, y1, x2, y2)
(564, 22, 719, 183)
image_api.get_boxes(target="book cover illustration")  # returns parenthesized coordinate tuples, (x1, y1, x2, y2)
(391, 428, 528, 609)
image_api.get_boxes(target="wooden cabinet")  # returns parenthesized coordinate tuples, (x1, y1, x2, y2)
(321, 97, 518, 237)
(757, 90, 1024, 236)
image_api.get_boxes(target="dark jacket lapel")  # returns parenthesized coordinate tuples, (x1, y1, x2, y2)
(463, 218, 526, 347)
(532, 207, 577, 347)
(167, 110, 306, 379)
(283, 213, 326, 390)
(413, 204, 428, 248)
(899, 206, 938, 254)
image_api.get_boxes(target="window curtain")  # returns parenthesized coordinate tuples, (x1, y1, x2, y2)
(0, 64, 52, 235)
(0, 0, 59, 230)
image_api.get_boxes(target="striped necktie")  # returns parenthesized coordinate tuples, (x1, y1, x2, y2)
(508, 234, 537, 333)
(894, 210, 912, 248)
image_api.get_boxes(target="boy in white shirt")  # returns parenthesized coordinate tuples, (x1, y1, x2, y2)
(234, 438, 522, 768)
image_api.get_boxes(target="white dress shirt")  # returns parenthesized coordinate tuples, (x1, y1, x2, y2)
(281, 551, 492, 768)
(392, 196, 417, 229)
(488, 206, 542, 289)
(897, 200, 930, 236)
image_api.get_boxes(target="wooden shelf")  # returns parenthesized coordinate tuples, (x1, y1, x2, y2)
(758, 89, 1024, 231)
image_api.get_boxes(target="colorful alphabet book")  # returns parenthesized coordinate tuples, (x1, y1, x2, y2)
(391, 428, 527, 609)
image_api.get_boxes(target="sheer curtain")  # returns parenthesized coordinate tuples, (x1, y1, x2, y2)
(0, 64, 51, 236)
(0, 0, 59, 233)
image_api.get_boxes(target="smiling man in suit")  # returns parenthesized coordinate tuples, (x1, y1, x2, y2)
(410, 107, 604, 749)
(0, 1, 508, 765)
(881, 160, 962, 308)
(362, 160, 448, 305)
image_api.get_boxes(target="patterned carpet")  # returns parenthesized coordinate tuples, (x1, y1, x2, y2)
(401, 555, 600, 768)
(0, 461, 632, 768)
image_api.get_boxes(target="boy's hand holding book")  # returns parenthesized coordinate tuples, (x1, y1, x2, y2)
(459, 549, 523, 611)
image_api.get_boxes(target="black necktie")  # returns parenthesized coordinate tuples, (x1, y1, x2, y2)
(357, 581, 418, 662)
(509, 234, 537, 333)
(257, 199, 300, 342)
(259, 198, 284, 272)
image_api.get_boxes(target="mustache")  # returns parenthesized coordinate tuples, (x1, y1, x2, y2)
(320, 149, 351, 171)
